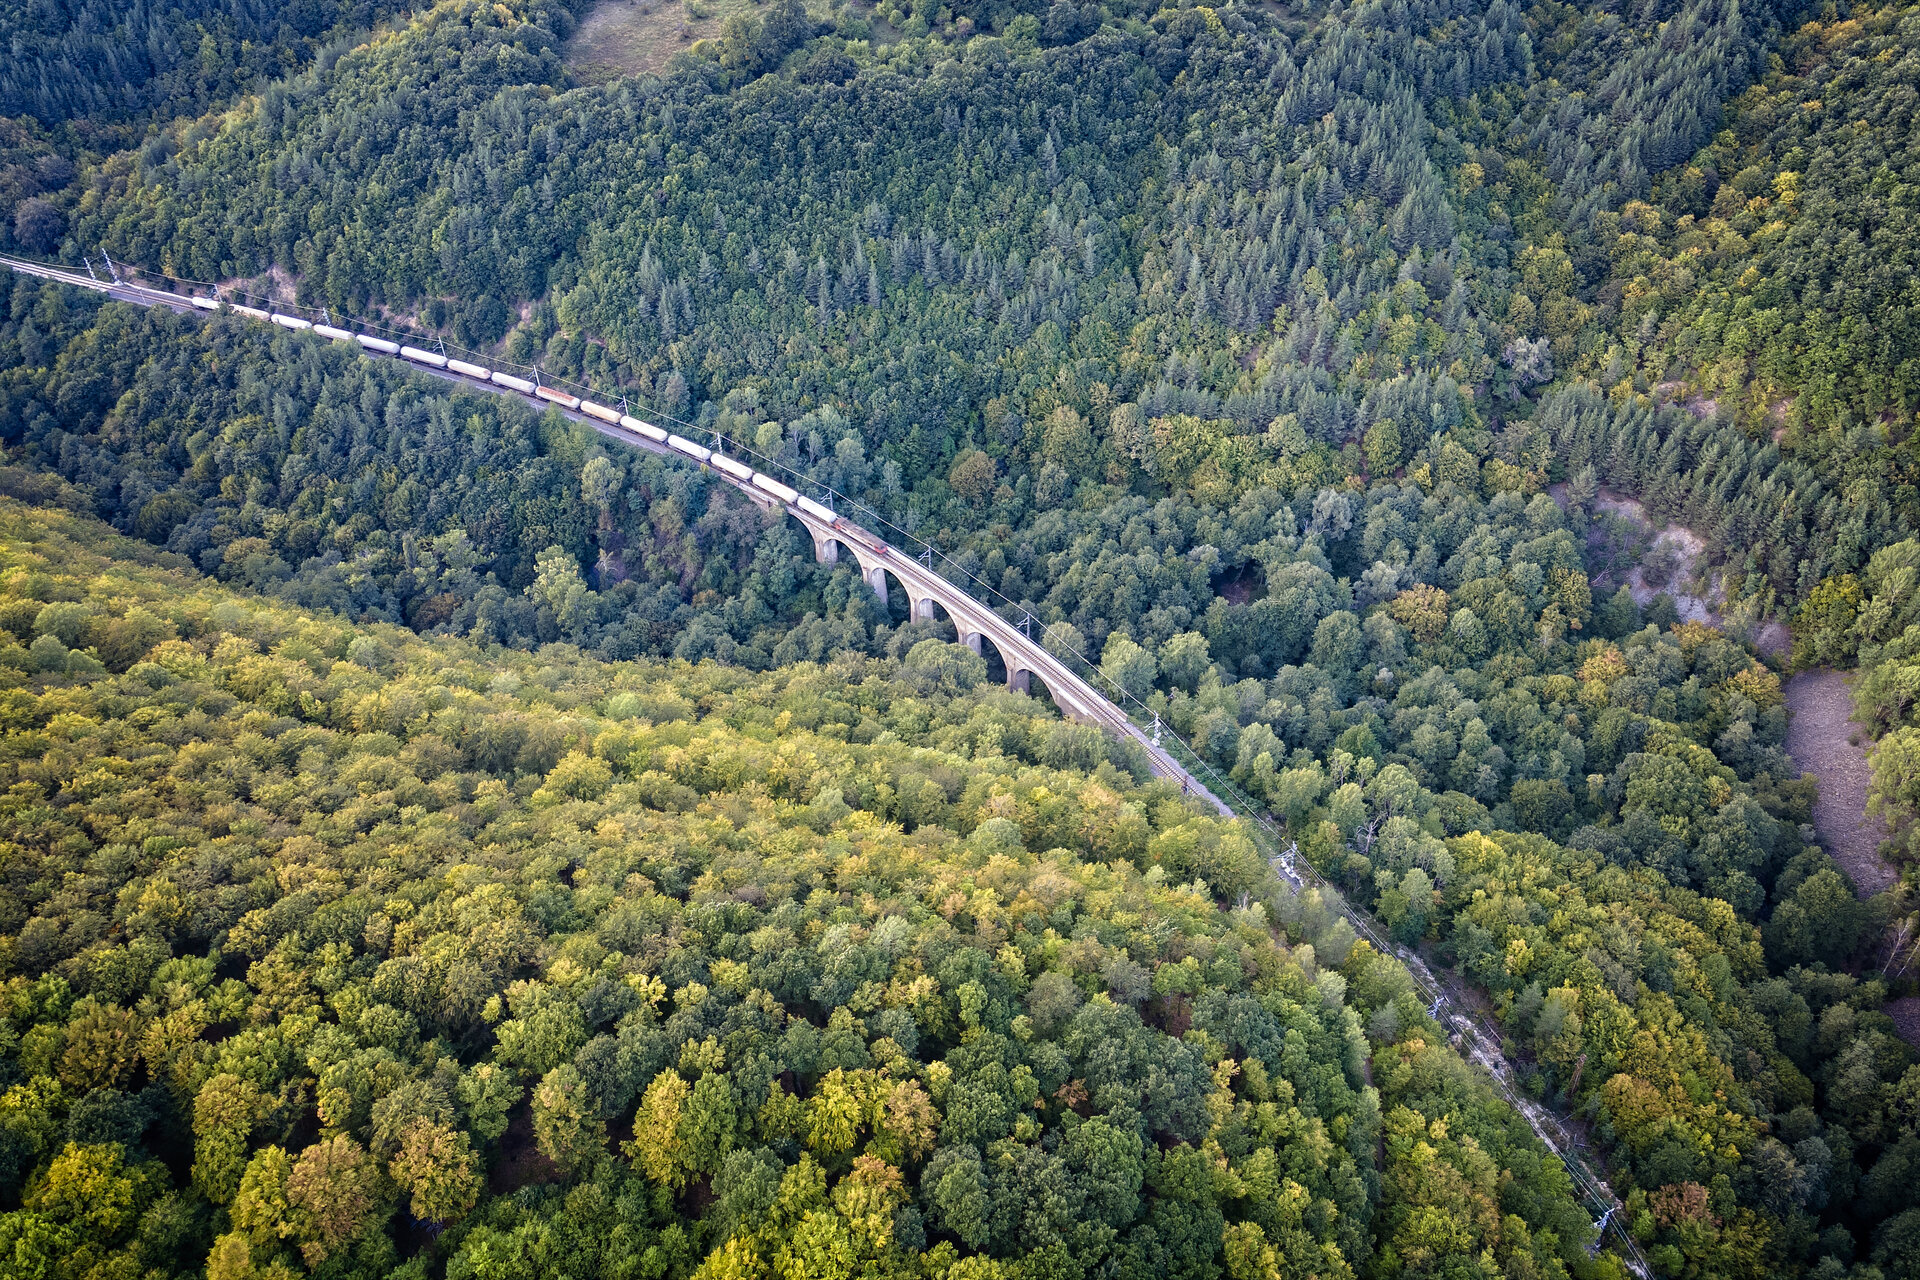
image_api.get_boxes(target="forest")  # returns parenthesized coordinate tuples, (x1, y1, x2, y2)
(0, 501, 1603, 1280)
(0, 0, 1919, 1276)
(0, 0, 416, 259)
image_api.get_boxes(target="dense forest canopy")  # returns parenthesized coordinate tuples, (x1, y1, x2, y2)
(0, 501, 1603, 1280)
(27, 0, 1898, 616)
(2, 0, 1920, 1277)
(0, 0, 418, 258)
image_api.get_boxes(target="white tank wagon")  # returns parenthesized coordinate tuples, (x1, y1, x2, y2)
(535, 386, 581, 410)
(491, 370, 535, 394)
(401, 345, 447, 368)
(448, 358, 490, 379)
(271, 313, 312, 331)
(355, 334, 400, 354)
(753, 473, 799, 504)
(621, 416, 668, 443)
(668, 434, 711, 462)
(795, 495, 837, 522)
(579, 400, 622, 425)
(710, 453, 753, 482)
(313, 324, 353, 342)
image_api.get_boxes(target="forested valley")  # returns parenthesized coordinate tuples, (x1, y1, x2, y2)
(0, 0, 1919, 1276)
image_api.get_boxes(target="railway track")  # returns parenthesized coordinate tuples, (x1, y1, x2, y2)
(0, 251, 1648, 1275)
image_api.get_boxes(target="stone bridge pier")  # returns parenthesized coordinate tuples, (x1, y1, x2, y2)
(790, 508, 1080, 706)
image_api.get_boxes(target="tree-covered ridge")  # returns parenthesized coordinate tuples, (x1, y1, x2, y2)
(48, 0, 1896, 622)
(68, 0, 1522, 455)
(1576, 1, 1919, 439)
(1422, 829, 1916, 1280)
(0, 0, 423, 261)
(0, 0, 420, 131)
(0, 500, 1607, 1280)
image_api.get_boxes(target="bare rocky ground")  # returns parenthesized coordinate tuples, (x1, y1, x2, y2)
(1784, 669, 1898, 896)
(1589, 489, 1722, 623)
(1550, 483, 1788, 650)
(1885, 997, 1920, 1049)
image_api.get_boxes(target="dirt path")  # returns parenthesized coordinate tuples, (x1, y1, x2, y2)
(1784, 669, 1898, 896)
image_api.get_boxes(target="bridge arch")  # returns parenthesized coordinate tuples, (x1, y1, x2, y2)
(775, 502, 1106, 724)
(807, 529, 861, 569)
(970, 630, 1031, 693)
(912, 593, 953, 625)
(874, 566, 919, 625)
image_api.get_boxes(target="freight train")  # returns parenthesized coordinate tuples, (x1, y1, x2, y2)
(186, 294, 845, 531)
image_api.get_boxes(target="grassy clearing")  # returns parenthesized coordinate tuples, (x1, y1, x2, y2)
(565, 0, 843, 81)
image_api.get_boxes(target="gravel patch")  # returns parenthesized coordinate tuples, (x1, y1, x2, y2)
(1753, 619, 1790, 658)
(1883, 997, 1920, 1050)
(1784, 669, 1898, 897)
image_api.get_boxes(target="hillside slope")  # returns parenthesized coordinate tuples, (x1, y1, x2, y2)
(0, 500, 1600, 1280)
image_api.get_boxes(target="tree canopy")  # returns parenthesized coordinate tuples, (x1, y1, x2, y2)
(0, 499, 1607, 1280)
(4, 0, 1920, 1275)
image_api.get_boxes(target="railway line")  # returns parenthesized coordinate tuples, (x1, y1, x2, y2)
(0, 251, 1647, 1275)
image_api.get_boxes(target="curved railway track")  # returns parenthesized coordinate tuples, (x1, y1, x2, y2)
(0, 252, 1649, 1275)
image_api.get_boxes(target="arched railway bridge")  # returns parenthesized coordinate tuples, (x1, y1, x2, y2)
(0, 251, 1225, 805)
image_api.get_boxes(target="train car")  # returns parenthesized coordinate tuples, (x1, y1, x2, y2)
(271, 313, 312, 331)
(448, 358, 489, 379)
(313, 324, 353, 342)
(710, 454, 754, 482)
(667, 434, 711, 463)
(231, 304, 270, 320)
(796, 495, 837, 523)
(356, 334, 401, 355)
(832, 518, 887, 555)
(190, 296, 218, 311)
(579, 401, 621, 425)
(401, 345, 448, 368)
(535, 386, 581, 410)
(490, 371, 535, 394)
(620, 415, 669, 443)
(753, 473, 800, 504)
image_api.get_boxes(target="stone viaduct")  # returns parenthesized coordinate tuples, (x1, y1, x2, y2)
(0, 250, 1228, 814)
